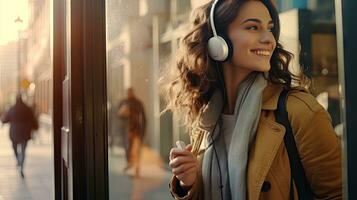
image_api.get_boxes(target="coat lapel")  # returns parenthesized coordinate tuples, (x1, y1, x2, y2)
(247, 116, 285, 200)
(247, 84, 285, 200)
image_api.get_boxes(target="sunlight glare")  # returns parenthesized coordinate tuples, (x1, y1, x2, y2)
(0, 0, 28, 45)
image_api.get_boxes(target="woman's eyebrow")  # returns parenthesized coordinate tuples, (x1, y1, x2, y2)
(241, 18, 274, 25)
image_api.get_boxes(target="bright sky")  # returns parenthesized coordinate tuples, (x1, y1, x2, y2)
(0, 0, 29, 45)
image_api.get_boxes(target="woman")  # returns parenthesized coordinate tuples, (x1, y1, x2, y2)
(164, 0, 342, 199)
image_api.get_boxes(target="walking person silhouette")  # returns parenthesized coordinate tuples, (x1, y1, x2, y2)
(1, 94, 38, 178)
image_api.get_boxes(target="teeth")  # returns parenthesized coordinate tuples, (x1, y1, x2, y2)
(252, 50, 270, 56)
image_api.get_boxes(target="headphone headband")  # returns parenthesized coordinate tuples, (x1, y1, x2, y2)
(210, 0, 219, 37)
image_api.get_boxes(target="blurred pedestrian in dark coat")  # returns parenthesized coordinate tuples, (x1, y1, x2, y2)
(30, 103, 41, 144)
(1, 94, 38, 178)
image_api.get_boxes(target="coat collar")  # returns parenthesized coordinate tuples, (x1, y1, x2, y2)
(194, 89, 223, 132)
(261, 83, 283, 110)
(262, 83, 309, 110)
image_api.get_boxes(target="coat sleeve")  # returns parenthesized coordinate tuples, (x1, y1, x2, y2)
(1, 109, 11, 123)
(287, 92, 342, 200)
(169, 170, 202, 200)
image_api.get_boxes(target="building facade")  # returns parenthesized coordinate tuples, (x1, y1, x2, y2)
(23, 0, 52, 125)
(0, 41, 18, 110)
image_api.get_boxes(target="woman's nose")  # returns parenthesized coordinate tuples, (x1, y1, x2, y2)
(259, 31, 275, 44)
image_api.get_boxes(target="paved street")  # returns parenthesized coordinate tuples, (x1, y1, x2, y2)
(0, 124, 53, 200)
(0, 123, 173, 200)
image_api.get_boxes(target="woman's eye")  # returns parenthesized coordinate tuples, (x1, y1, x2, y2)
(268, 27, 274, 32)
(246, 26, 258, 30)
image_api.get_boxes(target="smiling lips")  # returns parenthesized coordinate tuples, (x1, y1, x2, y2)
(251, 49, 271, 57)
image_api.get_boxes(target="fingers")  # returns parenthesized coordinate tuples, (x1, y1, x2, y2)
(169, 147, 193, 160)
(176, 165, 197, 181)
(169, 154, 196, 168)
(171, 161, 197, 175)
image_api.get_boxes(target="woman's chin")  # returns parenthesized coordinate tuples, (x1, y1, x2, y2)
(251, 64, 271, 73)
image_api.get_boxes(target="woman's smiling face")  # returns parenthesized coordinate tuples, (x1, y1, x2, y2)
(225, 0, 276, 72)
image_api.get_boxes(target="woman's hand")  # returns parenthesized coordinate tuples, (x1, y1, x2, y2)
(169, 144, 198, 189)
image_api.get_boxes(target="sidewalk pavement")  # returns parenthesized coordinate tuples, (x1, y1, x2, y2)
(109, 145, 173, 200)
(0, 124, 53, 200)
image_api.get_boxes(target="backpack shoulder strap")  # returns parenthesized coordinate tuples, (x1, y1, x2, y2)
(274, 88, 314, 200)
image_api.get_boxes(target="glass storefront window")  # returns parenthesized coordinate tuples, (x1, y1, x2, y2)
(106, 0, 179, 199)
(275, 0, 335, 22)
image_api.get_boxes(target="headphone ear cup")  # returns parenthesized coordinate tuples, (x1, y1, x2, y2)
(207, 36, 229, 61)
(207, 35, 233, 62)
(220, 34, 233, 62)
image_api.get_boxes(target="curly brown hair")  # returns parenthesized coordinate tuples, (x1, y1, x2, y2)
(160, 0, 310, 129)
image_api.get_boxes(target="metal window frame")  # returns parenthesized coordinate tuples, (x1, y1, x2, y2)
(335, 0, 357, 199)
(53, 0, 108, 199)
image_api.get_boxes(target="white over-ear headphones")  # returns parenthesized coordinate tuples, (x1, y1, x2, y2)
(207, 0, 233, 62)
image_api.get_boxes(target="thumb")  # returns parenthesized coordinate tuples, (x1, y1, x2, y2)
(185, 144, 193, 151)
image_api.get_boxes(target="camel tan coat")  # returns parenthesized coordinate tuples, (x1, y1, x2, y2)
(169, 83, 342, 200)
